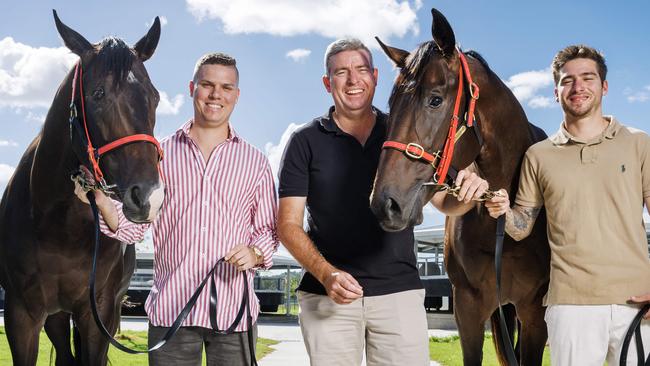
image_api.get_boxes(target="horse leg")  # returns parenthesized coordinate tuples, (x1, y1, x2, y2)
(516, 298, 548, 366)
(73, 297, 118, 366)
(44, 312, 76, 366)
(4, 293, 47, 366)
(454, 286, 490, 366)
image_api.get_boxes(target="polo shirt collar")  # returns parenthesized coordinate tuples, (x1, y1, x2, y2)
(549, 115, 621, 145)
(177, 119, 241, 142)
(318, 106, 386, 136)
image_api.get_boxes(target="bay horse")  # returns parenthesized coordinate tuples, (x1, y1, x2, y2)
(0, 11, 164, 365)
(370, 8, 550, 366)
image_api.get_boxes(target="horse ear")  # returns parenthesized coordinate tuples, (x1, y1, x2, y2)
(375, 37, 409, 68)
(134, 17, 161, 62)
(430, 8, 456, 58)
(52, 10, 93, 56)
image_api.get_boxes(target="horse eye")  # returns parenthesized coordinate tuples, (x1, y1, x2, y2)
(429, 96, 443, 108)
(92, 88, 105, 100)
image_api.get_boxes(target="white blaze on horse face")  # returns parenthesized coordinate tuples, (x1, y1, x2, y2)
(127, 71, 138, 84)
(146, 182, 165, 221)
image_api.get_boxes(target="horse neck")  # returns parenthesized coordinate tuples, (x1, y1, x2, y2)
(474, 71, 534, 192)
(31, 72, 78, 209)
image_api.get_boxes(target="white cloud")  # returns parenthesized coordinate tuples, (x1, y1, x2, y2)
(286, 48, 311, 62)
(185, 0, 422, 48)
(157, 92, 184, 115)
(0, 163, 15, 186)
(504, 68, 555, 109)
(528, 96, 554, 109)
(0, 37, 78, 108)
(0, 140, 18, 147)
(627, 85, 650, 103)
(264, 123, 305, 180)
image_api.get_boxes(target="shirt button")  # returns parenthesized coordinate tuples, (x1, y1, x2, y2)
(202, 201, 209, 206)
(201, 227, 207, 232)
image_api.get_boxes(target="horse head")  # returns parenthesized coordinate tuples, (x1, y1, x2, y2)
(370, 8, 483, 231)
(53, 10, 164, 223)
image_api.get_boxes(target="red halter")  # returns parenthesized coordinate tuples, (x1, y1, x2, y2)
(382, 49, 479, 184)
(69, 61, 163, 189)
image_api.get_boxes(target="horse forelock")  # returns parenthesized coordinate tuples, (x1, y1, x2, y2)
(93, 37, 137, 87)
(388, 41, 440, 112)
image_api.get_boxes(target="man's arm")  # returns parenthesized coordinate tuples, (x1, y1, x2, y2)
(226, 163, 279, 271)
(430, 167, 489, 216)
(485, 190, 541, 241)
(74, 181, 149, 243)
(277, 196, 363, 304)
(627, 196, 650, 319)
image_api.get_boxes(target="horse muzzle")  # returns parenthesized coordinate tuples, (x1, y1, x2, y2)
(121, 181, 165, 223)
(370, 187, 424, 232)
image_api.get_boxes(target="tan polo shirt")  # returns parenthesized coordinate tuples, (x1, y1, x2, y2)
(516, 116, 650, 305)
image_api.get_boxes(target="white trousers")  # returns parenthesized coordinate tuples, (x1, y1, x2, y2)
(545, 304, 650, 366)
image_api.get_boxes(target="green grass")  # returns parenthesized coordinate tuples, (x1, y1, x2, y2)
(429, 334, 551, 365)
(0, 326, 279, 365)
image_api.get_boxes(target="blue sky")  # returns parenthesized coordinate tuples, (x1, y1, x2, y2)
(2, 0, 650, 228)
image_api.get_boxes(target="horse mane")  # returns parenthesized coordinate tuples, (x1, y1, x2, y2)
(94, 37, 135, 86)
(464, 50, 490, 71)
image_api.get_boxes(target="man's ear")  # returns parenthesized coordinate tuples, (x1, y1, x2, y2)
(602, 80, 608, 96)
(189, 80, 195, 97)
(322, 75, 332, 93)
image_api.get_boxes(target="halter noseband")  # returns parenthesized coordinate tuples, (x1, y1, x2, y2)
(382, 48, 480, 188)
(69, 61, 163, 193)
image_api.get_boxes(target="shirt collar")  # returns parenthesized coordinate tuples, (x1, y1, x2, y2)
(549, 115, 620, 145)
(177, 119, 240, 142)
(318, 106, 386, 135)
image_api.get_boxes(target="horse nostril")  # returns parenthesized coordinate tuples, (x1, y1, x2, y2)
(129, 185, 143, 209)
(385, 197, 402, 217)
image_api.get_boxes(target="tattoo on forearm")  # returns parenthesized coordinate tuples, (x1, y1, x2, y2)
(505, 206, 541, 240)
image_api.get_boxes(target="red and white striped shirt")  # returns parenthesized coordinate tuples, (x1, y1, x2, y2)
(100, 119, 278, 331)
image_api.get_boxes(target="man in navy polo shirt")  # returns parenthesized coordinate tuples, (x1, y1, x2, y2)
(277, 38, 428, 366)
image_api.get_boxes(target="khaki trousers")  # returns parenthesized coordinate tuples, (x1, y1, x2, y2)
(298, 289, 429, 366)
(546, 304, 650, 366)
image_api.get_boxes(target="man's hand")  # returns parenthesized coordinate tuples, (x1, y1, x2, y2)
(225, 244, 260, 271)
(629, 294, 650, 319)
(453, 169, 489, 203)
(485, 189, 510, 218)
(321, 268, 363, 305)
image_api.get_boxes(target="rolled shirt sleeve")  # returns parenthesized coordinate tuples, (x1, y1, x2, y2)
(98, 198, 150, 243)
(249, 161, 279, 269)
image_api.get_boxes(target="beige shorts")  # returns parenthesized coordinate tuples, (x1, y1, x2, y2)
(297, 288, 429, 366)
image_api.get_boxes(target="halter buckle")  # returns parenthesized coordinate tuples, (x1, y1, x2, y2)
(405, 142, 426, 160)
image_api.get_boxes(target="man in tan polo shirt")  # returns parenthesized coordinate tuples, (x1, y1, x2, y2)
(485, 45, 650, 365)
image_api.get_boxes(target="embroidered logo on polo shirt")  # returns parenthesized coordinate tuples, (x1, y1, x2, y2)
(621, 164, 626, 173)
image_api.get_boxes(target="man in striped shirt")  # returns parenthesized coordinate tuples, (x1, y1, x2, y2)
(76, 53, 278, 365)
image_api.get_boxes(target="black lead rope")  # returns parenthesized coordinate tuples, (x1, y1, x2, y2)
(87, 192, 257, 365)
(495, 214, 519, 366)
(620, 303, 650, 366)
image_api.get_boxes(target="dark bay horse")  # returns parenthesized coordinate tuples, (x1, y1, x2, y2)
(370, 8, 550, 366)
(0, 11, 164, 365)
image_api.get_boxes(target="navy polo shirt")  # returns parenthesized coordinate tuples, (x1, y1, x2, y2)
(278, 106, 422, 296)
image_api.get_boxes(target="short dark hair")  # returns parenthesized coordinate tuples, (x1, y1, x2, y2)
(192, 52, 239, 84)
(551, 45, 607, 84)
